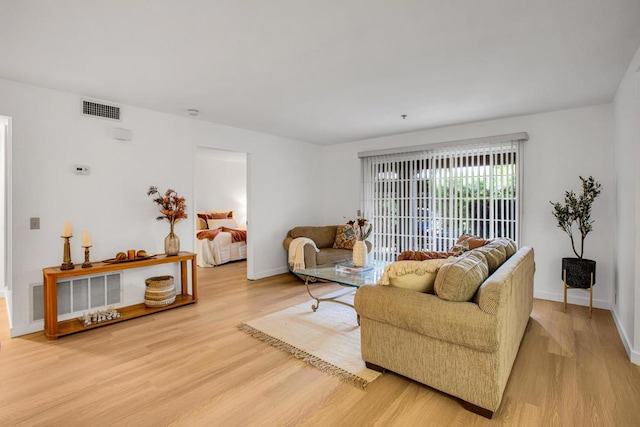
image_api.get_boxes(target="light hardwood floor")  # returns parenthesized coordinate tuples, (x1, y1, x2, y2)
(1, 261, 639, 426)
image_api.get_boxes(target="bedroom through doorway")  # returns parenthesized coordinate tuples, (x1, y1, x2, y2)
(194, 147, 248, 274)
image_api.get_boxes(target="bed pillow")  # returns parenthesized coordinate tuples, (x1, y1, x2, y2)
(211, 210, 234, 219)
(197, 212, 213, 228)
(207, 218, 239, 229)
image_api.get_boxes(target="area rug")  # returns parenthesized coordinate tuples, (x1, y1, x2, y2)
(238, 290, 381, 389)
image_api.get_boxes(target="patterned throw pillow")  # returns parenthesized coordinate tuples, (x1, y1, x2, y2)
(333, 225, 357, 249)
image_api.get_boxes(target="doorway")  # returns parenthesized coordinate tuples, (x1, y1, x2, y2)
(1, 116, 11, 317)
(194, 147, 249, 276)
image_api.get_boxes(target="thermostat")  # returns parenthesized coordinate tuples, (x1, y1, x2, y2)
(73, 165, 91, 175)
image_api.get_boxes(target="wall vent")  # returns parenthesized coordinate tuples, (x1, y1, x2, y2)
(81, 99, 121, 121)
(31, 273, 122, 322)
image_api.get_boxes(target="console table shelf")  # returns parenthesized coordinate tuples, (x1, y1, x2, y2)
(43, 252, 198, 340)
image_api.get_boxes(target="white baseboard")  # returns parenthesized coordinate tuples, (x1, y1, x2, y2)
(611, 309, 633, 360)
(610, 309, 640, 366)
(0, 289, 4, 298)
(534, 289, 610, 310)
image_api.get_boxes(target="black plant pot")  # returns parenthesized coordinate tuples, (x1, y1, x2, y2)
(562, 258, 596, 289)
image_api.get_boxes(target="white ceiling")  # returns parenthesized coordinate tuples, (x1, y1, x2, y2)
(1, 1, 639, 145)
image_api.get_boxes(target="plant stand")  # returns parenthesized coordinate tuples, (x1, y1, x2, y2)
(563, 268, 594, 318)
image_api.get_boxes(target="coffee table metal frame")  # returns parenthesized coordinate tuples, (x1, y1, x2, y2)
(294, 259, 388, 312)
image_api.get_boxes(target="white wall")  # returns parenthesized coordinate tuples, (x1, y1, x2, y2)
(0, 78, 324, 337)
(321, 104, 615, 311)
(0, 117, 6, 299)
(613, 44, 640, 364)
(195, 148, 247, 226)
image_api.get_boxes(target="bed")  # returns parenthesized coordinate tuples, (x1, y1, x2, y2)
(195, 211, 247, 267)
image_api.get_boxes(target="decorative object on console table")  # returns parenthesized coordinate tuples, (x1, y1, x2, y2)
(144, 275, 176, 307)
(60, 221, 74, 270)
(81, 231, 92, 268)
(345, 216, 372, 267)
(550, 175, 602, 316)
(147, 186, 188, 256)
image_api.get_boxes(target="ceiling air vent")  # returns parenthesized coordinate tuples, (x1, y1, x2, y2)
(81, 99, 121, 121)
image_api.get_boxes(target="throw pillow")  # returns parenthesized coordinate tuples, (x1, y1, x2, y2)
(211, 210, 234, 219)
(456, 233, 491, 250)
(379, 258, 452, 293)
(333, 225, 357, 249)
(434, 251, 489, 302)
(397, 251, 454, 261)
(197, 212, 212, 228)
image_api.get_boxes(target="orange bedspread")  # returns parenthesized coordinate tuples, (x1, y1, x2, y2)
(197, 227, 247, 243)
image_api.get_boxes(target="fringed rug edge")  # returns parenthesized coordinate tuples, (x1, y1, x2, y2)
(237, 322, 370, 390)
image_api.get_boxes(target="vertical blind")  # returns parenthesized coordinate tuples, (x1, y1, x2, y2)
(361, 135, 526, 262)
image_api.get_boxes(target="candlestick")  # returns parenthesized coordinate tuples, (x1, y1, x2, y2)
(82, 245, 92, 268)
(82, 231, 91, 247)
(60, 235, 75, 270)
(62, 221, 72, 238)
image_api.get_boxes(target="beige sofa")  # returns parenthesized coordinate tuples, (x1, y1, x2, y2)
(354, 244, 535, 418)
(283, 225, 371, 270)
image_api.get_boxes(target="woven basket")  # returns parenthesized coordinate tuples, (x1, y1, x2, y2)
(144, 275, 176, 307)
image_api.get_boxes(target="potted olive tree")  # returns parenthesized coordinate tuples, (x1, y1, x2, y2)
(550, 176, 602, 288)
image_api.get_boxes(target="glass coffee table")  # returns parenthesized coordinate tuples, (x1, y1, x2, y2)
(294, 259, 389, 313)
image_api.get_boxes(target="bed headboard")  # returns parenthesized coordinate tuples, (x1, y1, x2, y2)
(196, 210, 235, 230)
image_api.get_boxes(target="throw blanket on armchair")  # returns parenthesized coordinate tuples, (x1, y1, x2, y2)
(197, 227, 247, 243)
(288, 237, 319, 271)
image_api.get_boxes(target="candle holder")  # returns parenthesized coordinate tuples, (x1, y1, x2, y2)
(60, 236, 75, 270)
(82, 245, 93, 268)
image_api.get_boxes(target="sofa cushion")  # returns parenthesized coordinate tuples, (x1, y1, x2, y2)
(290, 226, 337, 249)
(333, 225, 357, 249)
(472, 244, 507, 274)
(316, 248, 353, 265)
(378, 258, 452, 293)
(490, 238, 518, 258)
(435, 251, 489, 302)
(355, 285, 499, 353)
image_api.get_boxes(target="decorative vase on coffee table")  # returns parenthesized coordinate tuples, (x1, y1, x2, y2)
(353, 240, 367, 267)
(164, 224, 180, 256)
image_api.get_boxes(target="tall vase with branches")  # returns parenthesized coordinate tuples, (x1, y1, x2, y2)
(148, 186, 188, 256)
(549, 176, 602, 260)
(549, 176, 601, 289)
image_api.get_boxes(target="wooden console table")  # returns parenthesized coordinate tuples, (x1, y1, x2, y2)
(42, 251, 198, 340)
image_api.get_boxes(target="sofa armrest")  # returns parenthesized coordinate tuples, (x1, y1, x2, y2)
(283, 236, 294, 251)
(355, 285, 498, 352)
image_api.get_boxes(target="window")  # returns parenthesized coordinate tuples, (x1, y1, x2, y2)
(360, 133, 527, 262)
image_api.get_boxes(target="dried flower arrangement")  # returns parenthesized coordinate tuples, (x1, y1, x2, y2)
(345, 216, 372, 241)
(147, 186, 188, 231)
